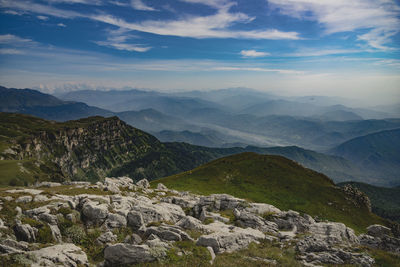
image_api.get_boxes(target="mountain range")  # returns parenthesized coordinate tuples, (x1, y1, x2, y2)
(1, 85, 400, 187)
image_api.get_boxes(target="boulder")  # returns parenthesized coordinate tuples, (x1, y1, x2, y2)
(30, 243, 88, 267)
(38, 213, 58, 225)
(127, 202, 185, 229)
(96, 231, 117, 245)
(273, 210, 315, 232)
(13, 222, 37, 242)
(308, 222, 358, 245)
(104, 244, 157, 266)
(81, 201, 109, 225)
(175, 216, 205, 232)
(16, 195, 32, 203)
(104, 213, 127, 228)
(366, 224, 392, 238)
(359, 234, 400, 254)
(124, 233, 142, 245)
(49, 224, 62, 243)
(144, 224, 193, 242)
(197, 221, 265, 253)
(234, 208, 279, 233)
(245, 203, 281, 215)
(157, 183, 168, 191)
(136, 179, 150, 189)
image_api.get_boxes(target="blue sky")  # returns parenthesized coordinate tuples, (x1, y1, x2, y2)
(0, 0, 399, 104)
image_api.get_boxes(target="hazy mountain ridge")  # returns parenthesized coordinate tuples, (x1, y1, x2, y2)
(330, 128, 400, 186)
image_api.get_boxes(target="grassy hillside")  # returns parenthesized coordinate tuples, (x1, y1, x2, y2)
(156, 152, 387, 233)
(338, 182, 400, 223)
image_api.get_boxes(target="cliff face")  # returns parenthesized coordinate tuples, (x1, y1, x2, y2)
(1, 114, 162, 183)
(0, 113, 236, 185)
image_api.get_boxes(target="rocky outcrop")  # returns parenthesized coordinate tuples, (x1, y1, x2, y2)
(341, 184, 372, 212)
(1, 178, 398, 267)
(104, 244, 158, 266)
(30, 243, 88, 267)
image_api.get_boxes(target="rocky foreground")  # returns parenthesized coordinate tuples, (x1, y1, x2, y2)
(0, 177, 399, 266)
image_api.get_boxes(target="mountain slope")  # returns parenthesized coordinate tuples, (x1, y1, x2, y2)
(330, 128, 400, 186)
(156, 152, 386, 233)
(338, 182, 400, 223)
(0, 113, 243, 186)
(0, 86, 113, 121)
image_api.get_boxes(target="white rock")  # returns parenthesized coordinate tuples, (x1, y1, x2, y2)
(6, 189, 42, 195)
(104, 244, 157, 266)
(136, 178, 150, 189)
(16, 195, 32, 203)
(157, 183, 168, 191)
(30, 243, 88, 267)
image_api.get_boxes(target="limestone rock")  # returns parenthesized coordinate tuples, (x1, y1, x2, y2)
(157, 183, 168, 191)
(366, 224, 392, 238)
(234, 208, 279, 234)
(13, 222, 37, 242)
(136, 178, 150, 189)
(16, 195, 32, 203)
(81, 201, 109, 225)
(30, 243, 88, 267)
(197, 221, 265, 253)
(104, 243, 156, 266)
(104, 213, 127, 229)
(96, 231, 117, 245)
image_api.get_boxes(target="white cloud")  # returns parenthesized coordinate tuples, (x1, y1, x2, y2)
(240, 50, 270, 57)
(287, 48, 362, 57)
(213, 66, 304, 74)
(268, 0, 400, 50)
(43, 0, 103, 5)
(179, 0, 231, 8)
(0, 48, 24, 54)
(37, 15, 49, 20)
(0, 0, 83, 19)
(0, 0, 300, 40)
(57, 23, 66, 27)
(0, 34, 34, 45)
(130, 0, 156, 11)
(94, 28, 151, 52)
(91, 9, 300, 39)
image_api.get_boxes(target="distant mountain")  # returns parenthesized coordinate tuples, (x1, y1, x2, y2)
(0, 86, 113, 121)
(157, 152, 386, 233)
(315, 110, 363, 121)
(61, 89, 224, 114)
(117, 109, 198, 133)
(338, 182, 400, 223)
(0, 86, 64, 109)
(330, 128, 400, 187)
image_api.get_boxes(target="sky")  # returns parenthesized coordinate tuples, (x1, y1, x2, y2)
(0, 0, 400, 104)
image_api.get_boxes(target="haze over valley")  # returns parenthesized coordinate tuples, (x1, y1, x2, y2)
(0, 0, 400, 266)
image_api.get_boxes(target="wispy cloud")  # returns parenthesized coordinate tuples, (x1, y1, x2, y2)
(0, 0, 301, 40)
(94, 28, 151, 52)
(57, 23, 67, 27)
(130, 0, 156, 11)
(286, 48, 362, 57)
(213, 66, 304, 74)
(0, 34, 35, 45)
(0, 48, 24, 54)
(240, 50, 270, 57)
(268, 0, 400, 50)
(37, 15, 49, 20)
(43, 0, 103, 5)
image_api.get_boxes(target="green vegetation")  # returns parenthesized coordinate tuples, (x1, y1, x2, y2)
(156, 152, 387, 233)
(338, 182, 400, 223)
(0, 113, 240, 187)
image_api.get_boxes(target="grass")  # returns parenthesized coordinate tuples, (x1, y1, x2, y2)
(155, 152, 388, 233)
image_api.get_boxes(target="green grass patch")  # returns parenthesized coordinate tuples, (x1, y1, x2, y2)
(156, 152, 388, 233)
